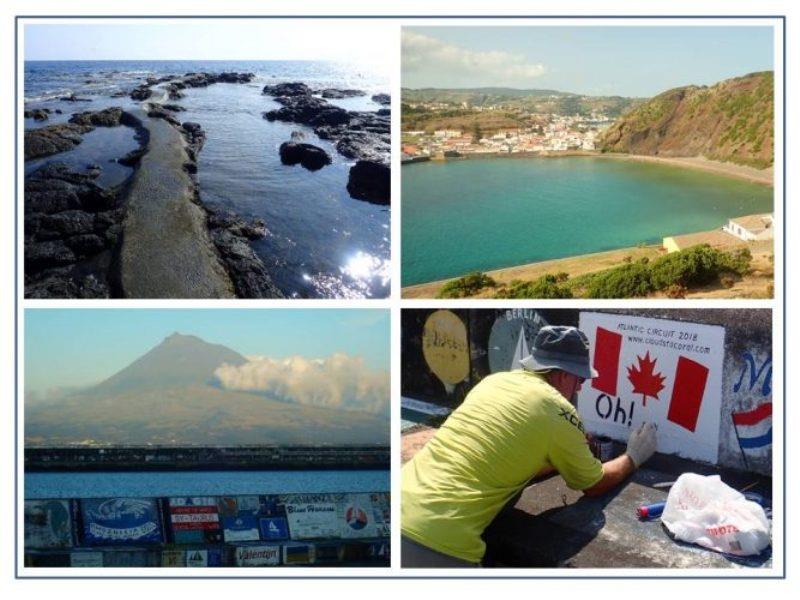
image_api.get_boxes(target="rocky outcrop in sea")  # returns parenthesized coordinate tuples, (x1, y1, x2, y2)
(262, 83, 391, 204)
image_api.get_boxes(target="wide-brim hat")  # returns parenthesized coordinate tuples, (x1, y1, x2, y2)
(519, 325, 598, 380)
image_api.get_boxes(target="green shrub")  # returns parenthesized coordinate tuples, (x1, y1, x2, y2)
(648, 245, 751, 289)
(585, 261, 653, 298)
(437, 272, 496, 298)
(495, 274, 573, 299)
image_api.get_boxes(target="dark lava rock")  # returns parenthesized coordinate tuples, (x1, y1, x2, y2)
(371, 93, 390, 105)
(25, 163, 114, 215)
(69, 107, 124, 127)
(166, 83, 185, 100)
(215, 72, 255, 84)
(315, 112, 390, 163)
(25, 270, 109, 299)
(24, 108, 51, 121)
(210, 228, 284, 299)
(335, 131, 390, 163)
(207, 210, 268, 240)
(319, 88, 366, 99)
(377, 108, 390, 116)
(205, 207, 282, 298)
(180, 71, 254, 88)
(26, 108, 141, 161)
(264, 94, 351, 127)
(59, 93, 92, 102)
(24, 123, 89, 160)
(162, 103, 186, 112)
(25, 162, 124, 298)
(347, 160, 390, 205)
(181, 122, 206, 156)
(279, 142, 332, 171)
(147, 107, 181, 127)
(40, 210, 96, 237)
(130, 85, 152, 101)
(118, 147, 147, 167)
(26, 239, 76, 270)
(262, 82, 311, 97)
(110, 91, 129, 98)
(65, 233, 107, 257)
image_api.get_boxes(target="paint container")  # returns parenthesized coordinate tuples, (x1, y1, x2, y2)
(590, 436, 615, 462)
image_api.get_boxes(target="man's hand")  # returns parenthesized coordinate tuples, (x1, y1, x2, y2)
(625, 422, 658, 468)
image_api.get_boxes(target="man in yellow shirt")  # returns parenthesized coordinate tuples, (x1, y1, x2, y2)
(401, 325, 658, 568)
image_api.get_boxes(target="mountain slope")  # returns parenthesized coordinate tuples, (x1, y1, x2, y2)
(25, 333, 388, 446)
(599, 71, 773, 168)
(25, 384, 389, 446)
(91, 332, 246, 395)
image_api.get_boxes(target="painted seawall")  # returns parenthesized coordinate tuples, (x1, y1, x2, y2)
(401, 309, 772, 475)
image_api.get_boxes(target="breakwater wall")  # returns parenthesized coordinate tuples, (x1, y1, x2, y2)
(25, 491, 390, 567)
(25, 445, 391, 472)
(402, 308, 772, 475)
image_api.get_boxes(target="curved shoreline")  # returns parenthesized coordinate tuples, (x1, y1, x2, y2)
(401, 150, 773, 186)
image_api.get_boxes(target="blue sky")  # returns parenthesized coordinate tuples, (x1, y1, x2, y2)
(403, 26, 774, 96)
(24, 21, 392, 66)
(25, 309, 389, 391)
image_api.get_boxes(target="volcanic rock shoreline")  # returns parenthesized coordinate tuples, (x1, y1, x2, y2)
(24, 71, 391, 298)
(24, 72, 283, 299)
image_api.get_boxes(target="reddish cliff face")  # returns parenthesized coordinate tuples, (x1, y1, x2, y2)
(599, 72, 773, 169)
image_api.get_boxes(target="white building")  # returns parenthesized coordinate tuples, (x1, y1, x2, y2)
(722, 214, 774, 241)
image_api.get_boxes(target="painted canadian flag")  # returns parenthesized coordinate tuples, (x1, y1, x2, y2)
(577, 312, 726, 464)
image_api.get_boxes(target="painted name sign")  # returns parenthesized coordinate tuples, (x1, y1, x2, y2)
(577, 312, 725, 464)
(80, 498, 163, 545)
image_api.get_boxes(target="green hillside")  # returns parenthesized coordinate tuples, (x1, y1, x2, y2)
(599, 71, 774, 168)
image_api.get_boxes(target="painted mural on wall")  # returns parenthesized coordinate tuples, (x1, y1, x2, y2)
(167, 496, 223, 544)
(727, 350, 772, 471)
(80, 497, 164, 545)
(577, 312, 726, 464)
(24, 499, 73, 549)
(422, 309, 470, 393)
(488, 309, 548, 373)
(402, 308, 773, 475)
(280, 492, 388, 540)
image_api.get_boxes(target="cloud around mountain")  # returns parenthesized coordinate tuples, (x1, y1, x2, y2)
(214, 354, 389, 416)
(402, 30, 547, 88)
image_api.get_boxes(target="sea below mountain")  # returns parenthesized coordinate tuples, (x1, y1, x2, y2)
(401, 156, 773, 286)
(25, 469, 390, 499)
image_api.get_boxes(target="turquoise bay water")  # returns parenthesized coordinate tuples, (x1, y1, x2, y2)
(401, 157, 773, 286)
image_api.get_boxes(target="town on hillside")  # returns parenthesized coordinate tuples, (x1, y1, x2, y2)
(401, 101, 613, 161)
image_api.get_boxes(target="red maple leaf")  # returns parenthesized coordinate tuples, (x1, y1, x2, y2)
(627, 352, 666, 407)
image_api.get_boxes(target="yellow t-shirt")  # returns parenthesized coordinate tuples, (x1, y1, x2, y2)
(401, 370, 603, 563)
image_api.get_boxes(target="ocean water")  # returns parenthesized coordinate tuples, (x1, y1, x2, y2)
(25, 469, 390, 499)
(24, 60, 391, 298)
(401, 157, 773, 286)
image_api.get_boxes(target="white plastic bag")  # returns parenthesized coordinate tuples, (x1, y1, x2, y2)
(661, 473, 771, 556)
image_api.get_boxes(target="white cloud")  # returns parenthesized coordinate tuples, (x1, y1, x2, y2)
(402, 31, 547, 87)
(214, 354, 389, 416)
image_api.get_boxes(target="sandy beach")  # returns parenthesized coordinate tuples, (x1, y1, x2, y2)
(603, 154, 773, 186)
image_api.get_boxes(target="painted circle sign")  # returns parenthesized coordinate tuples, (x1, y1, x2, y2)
(422, 310, 469, 386)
